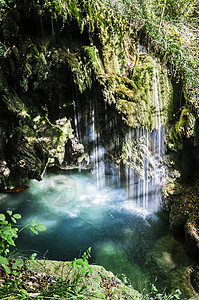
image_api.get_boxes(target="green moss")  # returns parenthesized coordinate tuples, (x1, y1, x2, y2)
(95, 3, 131, 75)
(82, 46, 101, 74)
(68, 0, 83, 30)
(15, 40, 50, 91)
(176, 108, 189, 136)
(168, 107, 196, 150)
(67, 53, 92, 93)
(67, 46, 102, 93)
(80, 0, 95, 32)
(120, 77, 138, 91)
(42, 0, 64, 20)
(1, 8, 20, 39)
(51, 1, 63, 19)
(131, 55, 154, 89)
(168, 126, 182, 151)
(100, 74, 149, 128)
(99, 54, 172, 131)
(157, 64, 172, 124)
(1, 84, 30, 118)
(28, 260, 143, 300)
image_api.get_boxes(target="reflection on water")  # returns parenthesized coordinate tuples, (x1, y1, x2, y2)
(0, 171, 194, 297)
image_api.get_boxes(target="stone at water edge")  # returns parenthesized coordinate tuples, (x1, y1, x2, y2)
(28, 260, 143, 299)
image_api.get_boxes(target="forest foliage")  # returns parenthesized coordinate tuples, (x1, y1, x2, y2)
(101, 0, 199, 103)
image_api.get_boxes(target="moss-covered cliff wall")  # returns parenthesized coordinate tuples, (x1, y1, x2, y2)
(0, 0, 172, 190)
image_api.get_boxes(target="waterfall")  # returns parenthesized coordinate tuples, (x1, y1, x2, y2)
(145, 130, 149, 209)
(73, 99, 82, 172)
(40, 18, 45, 40)
(122, 127, 165, 212)
(71, 55, 165, 212)
(152, 59, 161, 157)
(75, 106, 165, 212)
(73, 103, 79, 141)
(87, 106, 106, 189)
(138, 45, 147, 54)
(51, 18, 55, 42)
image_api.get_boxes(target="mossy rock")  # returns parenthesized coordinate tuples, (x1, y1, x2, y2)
(28, 260, 143, 299)
(99, 54, 172, 131)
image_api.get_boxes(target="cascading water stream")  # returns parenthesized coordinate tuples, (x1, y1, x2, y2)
(51, 18, 55, 43)
(151, 58, 165, 209)
(73, 102, 79, 142)
(67, 44, 166, 214)
(73, 95, 82, 172)
(145, 130, 149, 209)
(152, 59, 162, 157)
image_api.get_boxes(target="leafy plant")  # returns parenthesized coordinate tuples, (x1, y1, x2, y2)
(68, 246, 92, 276)
(0, 211, 46, 275)
(38, 247, 93, 299)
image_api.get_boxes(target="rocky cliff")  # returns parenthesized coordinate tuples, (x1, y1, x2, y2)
(0, 0, 171, 190)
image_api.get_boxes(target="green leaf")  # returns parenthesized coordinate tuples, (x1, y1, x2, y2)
(0, 214, 5, 221)
(12, 270, 19, 276)
(3, 228, 17, 238)
(30, 226, 38, 235)
(5, 249, 9, 255)
(12, 259, 23, 269)
(3, 228, 12, 236)
(7, 237, 15, 246)
(13, 214, 21, 219)
(11, 228, 18, 237)
(0, 220, 8, 225)
(81, 266, 86, 276)
(30, 253, 37, 260)
(30, 220, 37, 227)
(72, 260, 77, 270)
(11, 217, 17, 223)
(3, 264, 11, 274)
(151, 284, 158, 292)
(6, 210, 12, 216)
(76, 258, 84, 265)
(35, 224, 47, 231)
(0, 255, 9, 265)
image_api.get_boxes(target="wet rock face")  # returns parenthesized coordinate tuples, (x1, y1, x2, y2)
(0, 1, 172, 190)
(0, 55, 81, 190)
(163, 178, 199, 263)
(0, 5, 94, 189)
(170, 212, 199, 262)
(185, 221, 199, 262)
(0, 0, 127, 189)
(0, 160, 10, 189)
(190, 265, 199, 295)
(170, 212, 187, 241)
